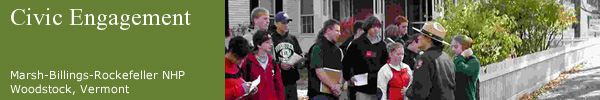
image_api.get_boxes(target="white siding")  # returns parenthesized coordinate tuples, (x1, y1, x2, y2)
(228, 0, 251, 29)
(284, 0, 301, 36)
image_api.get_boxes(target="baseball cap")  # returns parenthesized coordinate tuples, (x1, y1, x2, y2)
(275, 12, 292, 23)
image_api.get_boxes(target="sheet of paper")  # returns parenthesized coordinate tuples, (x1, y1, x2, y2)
(238, 76, 260, 99)
(249, 76, 260, 91)
(352, 73, 368, 86)
(285, 53, 304, 65)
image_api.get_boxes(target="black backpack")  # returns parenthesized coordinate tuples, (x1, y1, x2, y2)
(302, 44, 317, 70)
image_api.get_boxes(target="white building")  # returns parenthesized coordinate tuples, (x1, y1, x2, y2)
(228, 0, 445, 52)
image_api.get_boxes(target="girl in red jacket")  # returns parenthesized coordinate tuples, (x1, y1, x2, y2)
(241, 31, 285, 100)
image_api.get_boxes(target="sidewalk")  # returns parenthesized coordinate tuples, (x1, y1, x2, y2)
(297, 68, 308, 100)
(537, 56, 600, 100)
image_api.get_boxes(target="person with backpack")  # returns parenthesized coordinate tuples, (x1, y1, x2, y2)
(241, 31, 285, 100)
(339, 20, 365, 53)
(226, 36, 257, 100)
(337, 20, 365, 100)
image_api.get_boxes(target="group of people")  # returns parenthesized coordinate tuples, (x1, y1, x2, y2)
(226, 7, 303, 100)
(225, 6, 482, 100)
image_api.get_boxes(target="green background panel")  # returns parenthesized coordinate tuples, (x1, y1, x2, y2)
(1, 0, 223, 99)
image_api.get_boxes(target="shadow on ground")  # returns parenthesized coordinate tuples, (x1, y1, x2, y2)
(538, 66, 600, 100)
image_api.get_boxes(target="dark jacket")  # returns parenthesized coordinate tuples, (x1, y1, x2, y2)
(272, 31, 303, 85)
(339, 36, 355, 54)
(406, 45, 456, 100)
(403, 49, 420, 70)
(453, 55, 480, 100)
(307, 38, 344, 97)
(342, 34, 389, 94)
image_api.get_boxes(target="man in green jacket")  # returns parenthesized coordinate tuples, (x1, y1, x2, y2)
(451, 35, 480, 100)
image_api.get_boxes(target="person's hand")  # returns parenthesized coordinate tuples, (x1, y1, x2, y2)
(461, 49, 473, 57)
(402, 87, 408, 96)
(243, 82, 258, 95)
(330, 84, 341, 97)
(243, 82, 251, 92)
(281, 64, 292, 70)
(342, 82, 348, 91)
(249, 86, 258, 95)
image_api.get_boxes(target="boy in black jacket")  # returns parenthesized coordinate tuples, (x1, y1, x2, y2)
(342, 16, 389, 100)
(272, 12, 302, 100)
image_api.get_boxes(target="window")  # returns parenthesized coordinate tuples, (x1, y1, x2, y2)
(332, 1, 340, 21)
(301, 16, 314, 33)
(301, 0, 314, 34)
